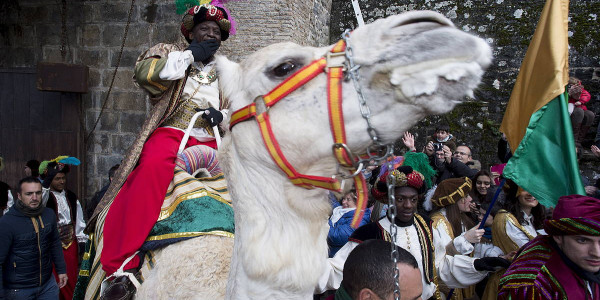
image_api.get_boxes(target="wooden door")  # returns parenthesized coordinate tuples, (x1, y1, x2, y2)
(0, 68, 83, 199)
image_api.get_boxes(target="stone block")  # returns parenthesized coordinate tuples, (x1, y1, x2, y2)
(102, 69, 135, 90)
(82, 24, 101, 47)
(102, 24, 126, 47)
(110, 134, 137, 155)
(35, 24, 61, 46)
(42, 46, 64, 63)
(99, 3, 139, 23)
(88, 68, 102, 88)
(78, 49, 109, 68)
(150, 24, 180, 45)
(109, 49, 141, 68)
(119, 112, 147, 133)
(91, 89, 110, 110)
(112, 91, 146, 111)
(86, 132, 111, 154)
(86, 110, 118, 132)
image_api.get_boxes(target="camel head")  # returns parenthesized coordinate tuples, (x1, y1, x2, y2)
(218, 11, 491, 170)
(217, 11, 492, 298)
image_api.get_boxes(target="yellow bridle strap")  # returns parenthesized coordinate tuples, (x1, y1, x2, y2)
(229, 103, 257, 128)
(325, 40, 368, 228)
(256, 113, 341, 191)
(351, 174, 369, 228)
(229, 58, 329, 130)
(263, 58, 327, 107)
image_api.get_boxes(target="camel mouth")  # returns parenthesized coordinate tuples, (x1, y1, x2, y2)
(358, 11, 493, 106)
(391, 11, 454, 30)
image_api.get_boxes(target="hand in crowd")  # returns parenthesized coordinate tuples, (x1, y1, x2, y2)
(574, 101, 582, 106)
(585, 186, 598, 196)
(500, 251, 517, 262)
(442, 145, 453, 163)
(58, 274, 68, 288)
(424, 141, 434, 156)
(591, 145, 600, 158)
(402, 132, 416, 152)
(463, 223, 484, 244)
(474, 257, 511, 272)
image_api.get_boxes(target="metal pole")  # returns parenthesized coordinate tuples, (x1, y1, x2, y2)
(350, 0, 365, 27)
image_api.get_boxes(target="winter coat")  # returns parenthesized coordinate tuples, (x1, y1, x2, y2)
(0, 206, 66, 293)
(327, 207, 371, 257)
(568, 87, 592, 111)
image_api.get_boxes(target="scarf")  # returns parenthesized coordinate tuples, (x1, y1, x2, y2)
(334, 285, 353, 300)
(15, 198, 44, 217)
(330, 207, 355, 225)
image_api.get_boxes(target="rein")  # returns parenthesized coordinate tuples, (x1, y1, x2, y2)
(229, 39, 369, 227)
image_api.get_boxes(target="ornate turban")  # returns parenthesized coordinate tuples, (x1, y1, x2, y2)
(431, 177, 472, 207)
(544, 195, 600, 236)
(179, 1, 235, 42)
(372, 166, 426, 202)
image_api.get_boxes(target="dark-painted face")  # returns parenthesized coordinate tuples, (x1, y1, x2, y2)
(189, 20, 222, 45)
(50, 172, 66, 192)
(393, 186, 419, 223)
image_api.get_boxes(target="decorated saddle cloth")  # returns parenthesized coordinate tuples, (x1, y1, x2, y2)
(74, 145, 233, 300)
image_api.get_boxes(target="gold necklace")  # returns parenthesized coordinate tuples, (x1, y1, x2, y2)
(405, 227, 411, 250)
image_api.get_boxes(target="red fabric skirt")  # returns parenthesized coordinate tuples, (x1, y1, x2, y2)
(101, 127, 216, 275)
(53, 239, 78, 300)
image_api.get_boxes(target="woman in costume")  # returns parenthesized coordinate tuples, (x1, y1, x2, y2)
(430, 177, 503, 300)
(327, 189, 371, 257)
(481, 183, 546, 300)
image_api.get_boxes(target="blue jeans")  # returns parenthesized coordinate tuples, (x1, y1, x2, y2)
(4, 278, 59, 300)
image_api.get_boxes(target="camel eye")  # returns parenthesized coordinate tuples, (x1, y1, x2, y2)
(272, 61, 298, 77)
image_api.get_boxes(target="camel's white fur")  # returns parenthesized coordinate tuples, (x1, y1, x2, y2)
(134, 10, 491, 299)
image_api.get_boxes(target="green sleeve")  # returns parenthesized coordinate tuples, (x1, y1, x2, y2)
(134, 57, 173, 97)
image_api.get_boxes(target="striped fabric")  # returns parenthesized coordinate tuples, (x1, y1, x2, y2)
(175, 145, 222, 177)
(498, 236, 566, 300)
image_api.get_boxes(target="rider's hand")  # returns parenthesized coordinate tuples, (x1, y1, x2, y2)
(202, 107, 223, 127)
(187, 39, 220, 62)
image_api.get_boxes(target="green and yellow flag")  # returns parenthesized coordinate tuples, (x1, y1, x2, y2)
(500, 0, 585, 207)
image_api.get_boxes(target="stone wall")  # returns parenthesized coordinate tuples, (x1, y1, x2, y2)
(0, 0, 332, 203)
(331, 0, 600, 178)
(1, 0, 598, 203)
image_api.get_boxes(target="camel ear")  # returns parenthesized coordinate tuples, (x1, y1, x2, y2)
(215, 55, 243, 103)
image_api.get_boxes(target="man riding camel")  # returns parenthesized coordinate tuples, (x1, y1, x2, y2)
(99, 2, 235, 298)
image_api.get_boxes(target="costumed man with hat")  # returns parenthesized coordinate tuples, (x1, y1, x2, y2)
(0, 156, 14, 216)
(316, 156, 509, 299)
(498, 195, 600, 299)
(97, 1, 236, 298)
(41, 157, 87, 300)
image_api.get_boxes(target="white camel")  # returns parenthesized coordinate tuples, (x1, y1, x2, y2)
(88, 10, 491, 300)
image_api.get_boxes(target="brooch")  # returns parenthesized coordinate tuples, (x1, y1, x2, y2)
(189, 67, 217, 85)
